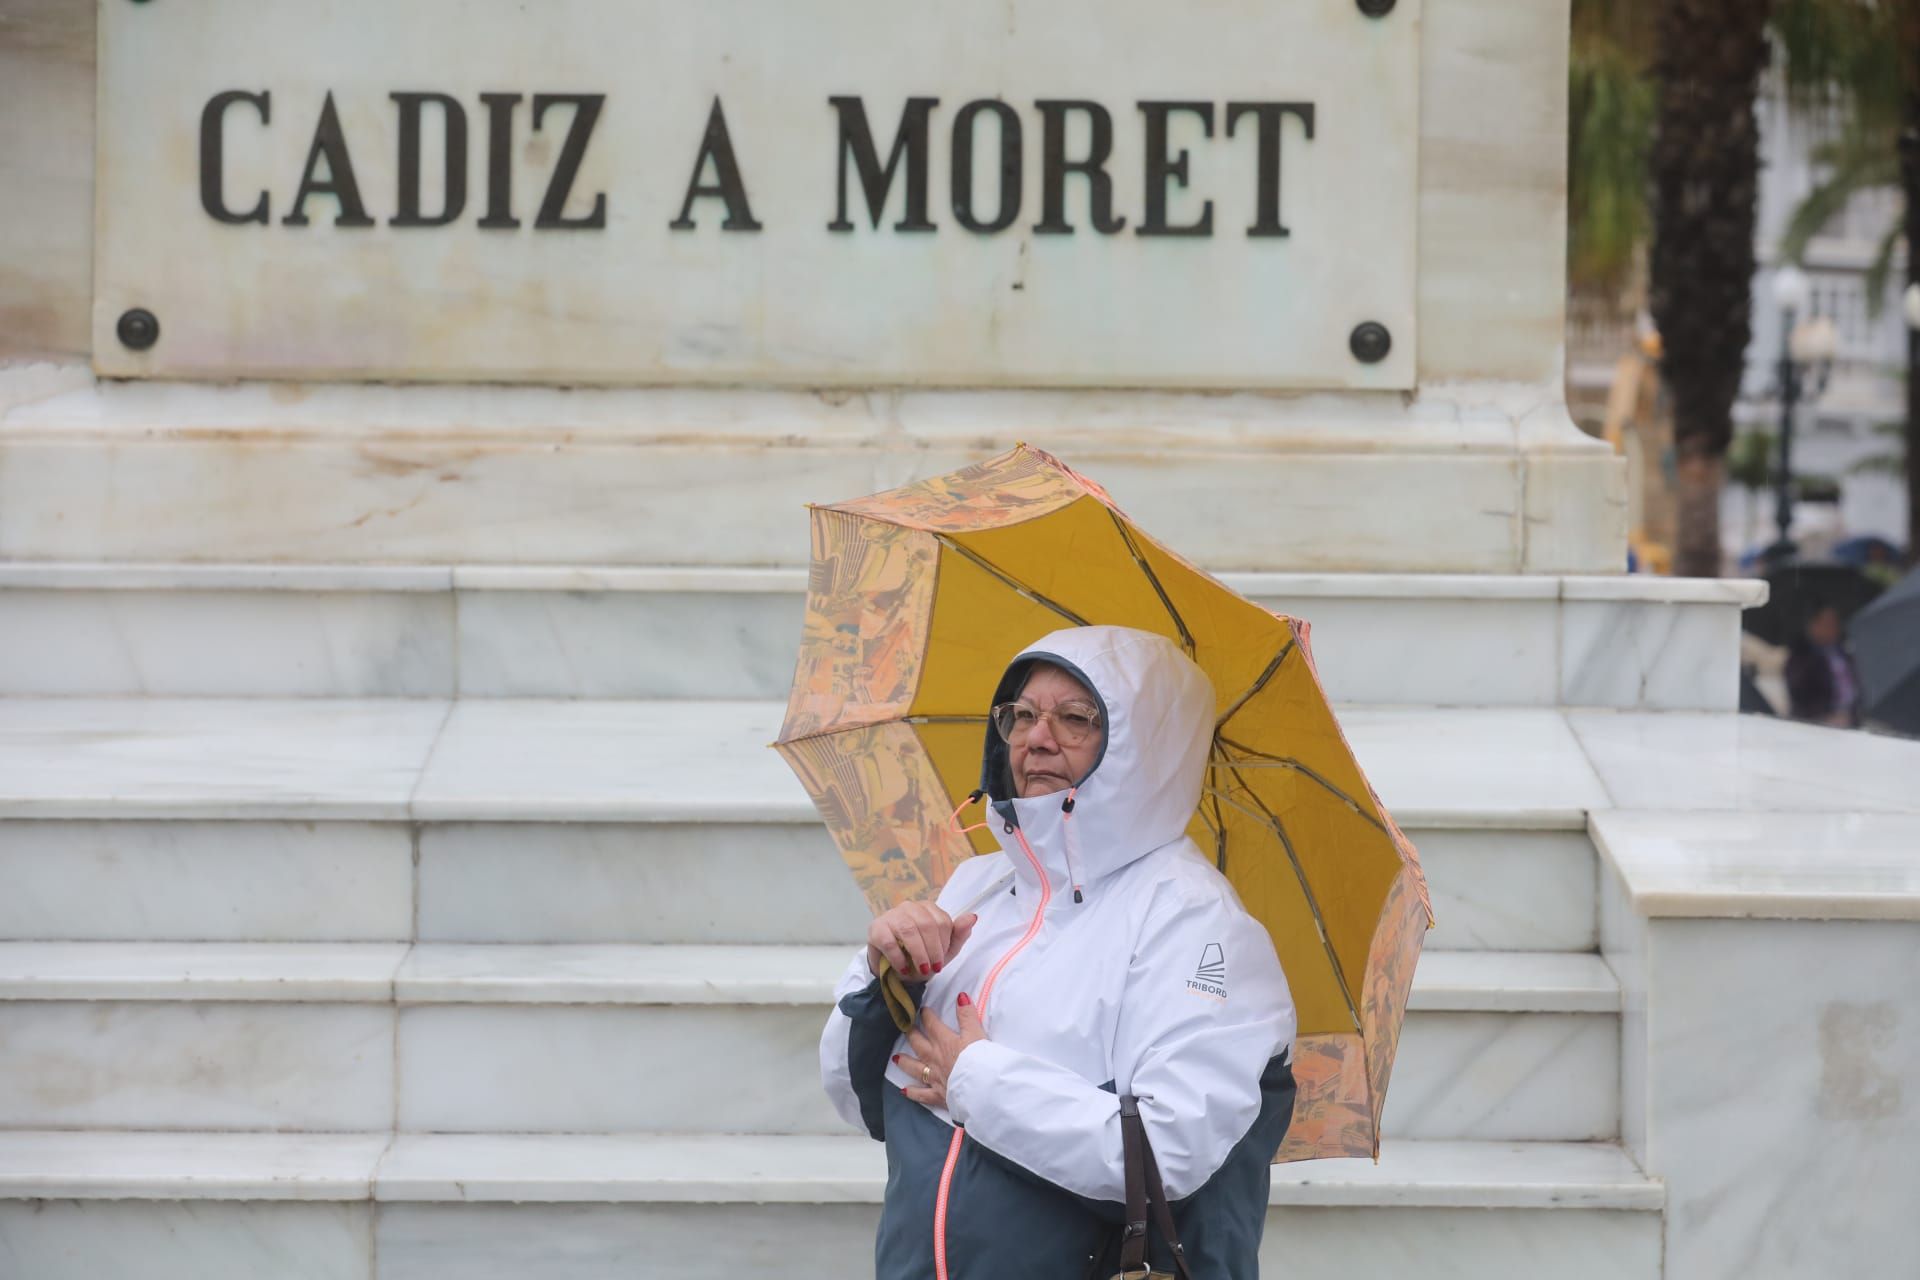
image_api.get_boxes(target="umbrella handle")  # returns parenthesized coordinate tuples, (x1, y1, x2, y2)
(876, 870, 1014, 1033)
(879, 960, 918, 1033)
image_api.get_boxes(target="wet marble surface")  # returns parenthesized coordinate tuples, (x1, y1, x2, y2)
(414, 820, 868, 945)
(0, 563, 1759, 706)
(0, 589, 455, 697)
(0, 1201, 372, 1280)
(0, 1000, 393, 1130)
(0, 819, 414, 942)
(1569, 710, 1920, 814)
(0, 697, 448, 820)
(0, 1130, 389, 1200)
(1593, 810, 1920, 920)
(1639, 917, 1920, 1277)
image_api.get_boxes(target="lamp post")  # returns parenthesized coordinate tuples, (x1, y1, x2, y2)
(1763, 265, 1836, 564)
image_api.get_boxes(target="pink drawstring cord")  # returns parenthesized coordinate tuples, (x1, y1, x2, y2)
(935, 796, 1054, 1280)
(932, 1125, 965, 1280)
(947, 789, 990, 838)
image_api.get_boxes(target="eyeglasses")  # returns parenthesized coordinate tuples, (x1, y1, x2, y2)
(991, 700, 1103, 748)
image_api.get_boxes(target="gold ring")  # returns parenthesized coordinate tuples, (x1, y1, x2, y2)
(922, 1064, 932, 1083)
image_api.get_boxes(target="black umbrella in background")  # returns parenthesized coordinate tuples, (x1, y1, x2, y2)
(1848, 566, 1920, 736)
(1741, 560, 1884, 648)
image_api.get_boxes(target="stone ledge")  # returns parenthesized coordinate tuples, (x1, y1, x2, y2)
(0, 364, 1563, 454)
(1593, 811, 1920, 922)
(0, 560, 1769, 606)
(0, 942, 1617, 1014)
(0, 1132, 391, 1202)
(0, 1131, 1663, 1211)
(0, 566, 1755, 708)
(0, 698, 1614, 827)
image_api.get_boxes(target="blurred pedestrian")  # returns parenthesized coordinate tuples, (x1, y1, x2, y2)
(1785, 604, 1861, 727)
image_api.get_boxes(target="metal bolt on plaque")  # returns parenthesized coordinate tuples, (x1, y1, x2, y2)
(116, 309, 161, 351)
(1348, 321, 1391, 364)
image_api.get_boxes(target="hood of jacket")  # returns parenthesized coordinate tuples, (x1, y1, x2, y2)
(979, 625, 1214, 895)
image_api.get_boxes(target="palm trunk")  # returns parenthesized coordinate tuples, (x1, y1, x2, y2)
(1648, 0, 1772, 578)
(1675, 446, 1729, 577)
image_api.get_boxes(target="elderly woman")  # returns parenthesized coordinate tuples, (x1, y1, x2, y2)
(821, 625, 1297, 1278)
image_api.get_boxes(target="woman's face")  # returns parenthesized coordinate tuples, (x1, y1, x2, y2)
(1009, 664, 1105, 797)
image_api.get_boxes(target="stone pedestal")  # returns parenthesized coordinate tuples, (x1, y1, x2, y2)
(1598, 809, 1920, 1279)
(0, 0, 1624, 574)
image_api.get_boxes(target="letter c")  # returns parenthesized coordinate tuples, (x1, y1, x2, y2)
(200, 90, 271, 225)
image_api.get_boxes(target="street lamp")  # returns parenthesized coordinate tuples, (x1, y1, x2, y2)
(1763, 265, 1837, 564)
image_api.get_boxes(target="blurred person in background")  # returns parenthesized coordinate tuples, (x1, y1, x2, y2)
(1785, 605, 1861, 728)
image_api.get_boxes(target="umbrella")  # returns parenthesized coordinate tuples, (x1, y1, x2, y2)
(1848, 566, 1920, 736)
(773, 444, 1430, 1163)
(1742, 560, 1883, 648)
(1831, 535, 1903, 569)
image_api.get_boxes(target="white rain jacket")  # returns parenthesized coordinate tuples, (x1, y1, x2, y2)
(820, 626, 1297, 1279)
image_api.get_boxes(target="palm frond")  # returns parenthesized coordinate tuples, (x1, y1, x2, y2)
(1569, 33, 1656, 285)
(1850, 419, 1908, 476)
(1850, 452, 1908, 477)
(1865, 219, 1906, 317)
(1808, 129, 1901, 175)
(1773, 0, 1905, 130)
(1778, 138, 1902, 264)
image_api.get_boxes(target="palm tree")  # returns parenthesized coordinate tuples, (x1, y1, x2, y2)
(1570, 1, 1658, 290)
(1647, 0, 1775, 577)
(1772, 0, 1920, 565)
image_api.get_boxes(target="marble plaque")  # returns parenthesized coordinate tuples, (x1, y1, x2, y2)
(93, 0, 1418, 388)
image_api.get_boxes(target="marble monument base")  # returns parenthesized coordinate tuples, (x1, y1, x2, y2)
(0, 365, 1626, 574)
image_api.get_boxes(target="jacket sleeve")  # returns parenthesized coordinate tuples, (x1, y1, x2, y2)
(820, 860, 1001, 1137)
(943, 878, 1295, 1202)
(820, 945, 900, 1138)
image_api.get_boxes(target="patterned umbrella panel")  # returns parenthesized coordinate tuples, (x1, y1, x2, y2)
(775, 445, 1431, 1162)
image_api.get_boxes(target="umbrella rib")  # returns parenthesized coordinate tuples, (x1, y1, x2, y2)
(1202, 779, 1365, 1037)
(1108, 509, 1196, 655)
(1215, 640, 1296, 729)
(1217, 737, 1390, 835)
(906, 715, 989, 725)
(1206, 742, 1232, 873)
(934, 535, 1091, 627)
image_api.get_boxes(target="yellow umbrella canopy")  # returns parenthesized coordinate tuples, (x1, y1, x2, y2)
(774, 444, 1430, 1162)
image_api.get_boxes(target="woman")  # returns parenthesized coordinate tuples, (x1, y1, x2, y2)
(821, 625, 1297, 1278)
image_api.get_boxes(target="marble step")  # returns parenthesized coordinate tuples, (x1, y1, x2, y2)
(0, 818, 1597, 955)
(0, 943, 1622, 1143)
(0, 562, 1761, 709)
(0, 697, 1613, 952)
(0, 1131, 1664, 1278)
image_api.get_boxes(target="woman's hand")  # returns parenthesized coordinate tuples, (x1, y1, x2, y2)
(867, 901, 977, 980)
(897, 993, 987, 1108)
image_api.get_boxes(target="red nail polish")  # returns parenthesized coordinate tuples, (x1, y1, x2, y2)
(901, 1086, 911, 1096)
(920, 963, 931, 976)
(933, 963, 943, 973)
(892, 1054, 901, 1064)
(957, 992, 971, 1007)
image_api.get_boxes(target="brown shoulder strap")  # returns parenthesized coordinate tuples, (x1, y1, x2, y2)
(1117, 1096, 1195, 1280)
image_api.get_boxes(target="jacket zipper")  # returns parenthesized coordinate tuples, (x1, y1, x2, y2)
(934, 823, 1053, 1280)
